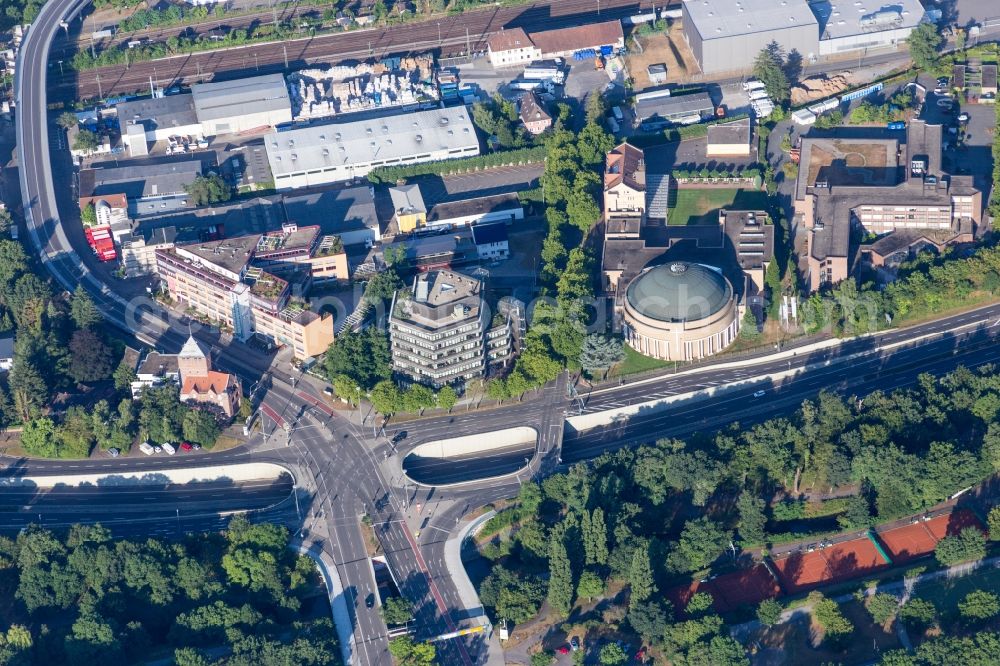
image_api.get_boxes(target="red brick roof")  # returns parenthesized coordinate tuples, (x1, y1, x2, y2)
(181, 371, 237, 397)
(605, 143, 645, 191)
(530, 20, 623, 56)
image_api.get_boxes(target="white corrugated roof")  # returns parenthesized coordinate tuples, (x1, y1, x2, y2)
(811, 0, 924, 41)
(264, 107, 479, 177)
(191, 74, 290, 122)
(684, 0, 817, 39)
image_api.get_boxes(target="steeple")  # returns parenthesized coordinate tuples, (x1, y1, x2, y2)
(178, 332, 211, 380)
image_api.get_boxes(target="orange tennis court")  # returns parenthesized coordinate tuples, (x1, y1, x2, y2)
(666, 565, 781, 614)
(878, 509, 984, 562)
(771, 535, 889, 594)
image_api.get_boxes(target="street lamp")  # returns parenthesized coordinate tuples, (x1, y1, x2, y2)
(437, 22, 442, 46)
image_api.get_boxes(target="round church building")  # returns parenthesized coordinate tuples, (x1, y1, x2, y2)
(622, 261, 739, 361)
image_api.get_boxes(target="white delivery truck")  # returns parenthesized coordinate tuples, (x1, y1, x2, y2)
(162, 442, 176, 455)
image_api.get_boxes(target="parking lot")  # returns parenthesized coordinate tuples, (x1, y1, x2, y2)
(918, 84, 996, 196)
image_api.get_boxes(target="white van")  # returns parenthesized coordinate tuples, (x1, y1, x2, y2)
(162, 442, 176, 455)
(139, 442, 155, 456)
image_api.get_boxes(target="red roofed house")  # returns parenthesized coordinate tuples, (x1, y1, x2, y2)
(178, 334, 241, 420)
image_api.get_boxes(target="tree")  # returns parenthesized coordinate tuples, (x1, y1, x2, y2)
(19, 417, 58, 458)
(184, 174, 232, 206)
(369, 380, 402, 416)
(837, 494, 873, 530)
(628, 543, 655, 602)
(752, 42, 790, 104)
(80, 202, 97, 227)
(667, 518, 731, 573)
(174, 647, 212, 666)
(959, 590, 1000, 622)
(576, 569, 604, 602)
(68, 329, 114, 383)
(403, 384, 435, 414)
(628, 600, 670, 641)
(70, 286, 101, 329)
(436, 386, 457, 412)
(686, 592, 714, 616)
(598, 643, 628, 666)
(531, 652, 555, 666)
(756, 598, 782, 626)
(479, 565, 545, 623)
(988, 506, 1000, 540)
(113, 361, 138, 392)
(57, 111, 79, 130)
(547, 533, 574, 616)
(867, 592, 900, 625)
(810, 593, 853, 648)
(73, 129, 101, 153)
(935, 527, 987, 566)
(325, 327, 392, 390)
(9, 358, 48, 421)
(736, 492, 767, 545)
(380, 596, 413, 625)
(182, 409, 219, 446)
(364, 266, 403, 303)
(899, 598, 936, 628)
(908, 22, 943, 70)
(388, 636, 436, 666)
(579, 335, 625, 378)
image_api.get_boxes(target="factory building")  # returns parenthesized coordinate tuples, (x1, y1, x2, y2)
(264, 107, 480, 191)
(681, 0, 925, 75)
(190, 74, 293, 136)
(682, 0, 819, 74)
(116, 94, 202, 145)
(812, 0, 924, 56)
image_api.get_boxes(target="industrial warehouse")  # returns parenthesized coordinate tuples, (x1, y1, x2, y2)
(264, 107, 480, 190)
(681, 0, 927, 74)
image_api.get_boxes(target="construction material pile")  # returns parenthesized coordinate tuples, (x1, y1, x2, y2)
(791, 73, 854, 106)
(288, 55, 439, 120)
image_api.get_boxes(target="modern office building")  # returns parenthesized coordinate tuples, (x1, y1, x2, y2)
(622, 262, 740, 361)
(264, 107, 480, 190)
(190, 74, 293, 136)
(388, 270, 516, 387)
(794, 121, 981, 291)
(154, 233, 336, 359)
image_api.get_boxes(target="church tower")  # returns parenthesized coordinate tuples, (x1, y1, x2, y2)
(178, 333, 211, 382)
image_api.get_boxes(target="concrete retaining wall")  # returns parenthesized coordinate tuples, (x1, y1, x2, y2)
(292, 540, 356, 666)
(0, 462, 293, 488)
(408, 427, 537, 459)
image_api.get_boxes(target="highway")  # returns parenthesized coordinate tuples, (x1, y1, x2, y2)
(55, 0, 653, 100)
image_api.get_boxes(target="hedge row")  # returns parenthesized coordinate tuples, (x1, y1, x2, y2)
(366, 145, 547, 184)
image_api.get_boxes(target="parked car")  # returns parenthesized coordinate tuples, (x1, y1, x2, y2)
(180, 442, 193, 451)
(107, 448, 120, 458)
(570, 637, 580, 651)
(139, 442, 155, 456)
(153, 445, 163, 453)
(162, 442, 176, 455)
(191, 443, 202, 451)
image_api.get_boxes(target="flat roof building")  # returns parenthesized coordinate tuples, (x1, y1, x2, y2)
(682, 0, 819, 74)
(281, 186, 382, 246)
(116, 93, 201, 143)
(811, 0, 924, 56)
(707, 118, 753, 157)
(794, 121, 981, 291)
(635, 91, 715, 127)
(264, 107, 480, 191)
(191, 74, 293, 136)
(80, 159, 202, 218)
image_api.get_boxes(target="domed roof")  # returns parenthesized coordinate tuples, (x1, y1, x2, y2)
(625, 262, 732, 323)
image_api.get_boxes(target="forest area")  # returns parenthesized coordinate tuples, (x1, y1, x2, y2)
(476, 364, 1000, 663)
(0, 516, 339, 665)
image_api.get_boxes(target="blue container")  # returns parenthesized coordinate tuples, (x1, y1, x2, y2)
(600, 45, 613, 56)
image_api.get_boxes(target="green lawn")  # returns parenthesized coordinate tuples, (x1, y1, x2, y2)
(909, 563, 1000, 612)
(609, 345, 671, 377)
(667, 188, 770, 226)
